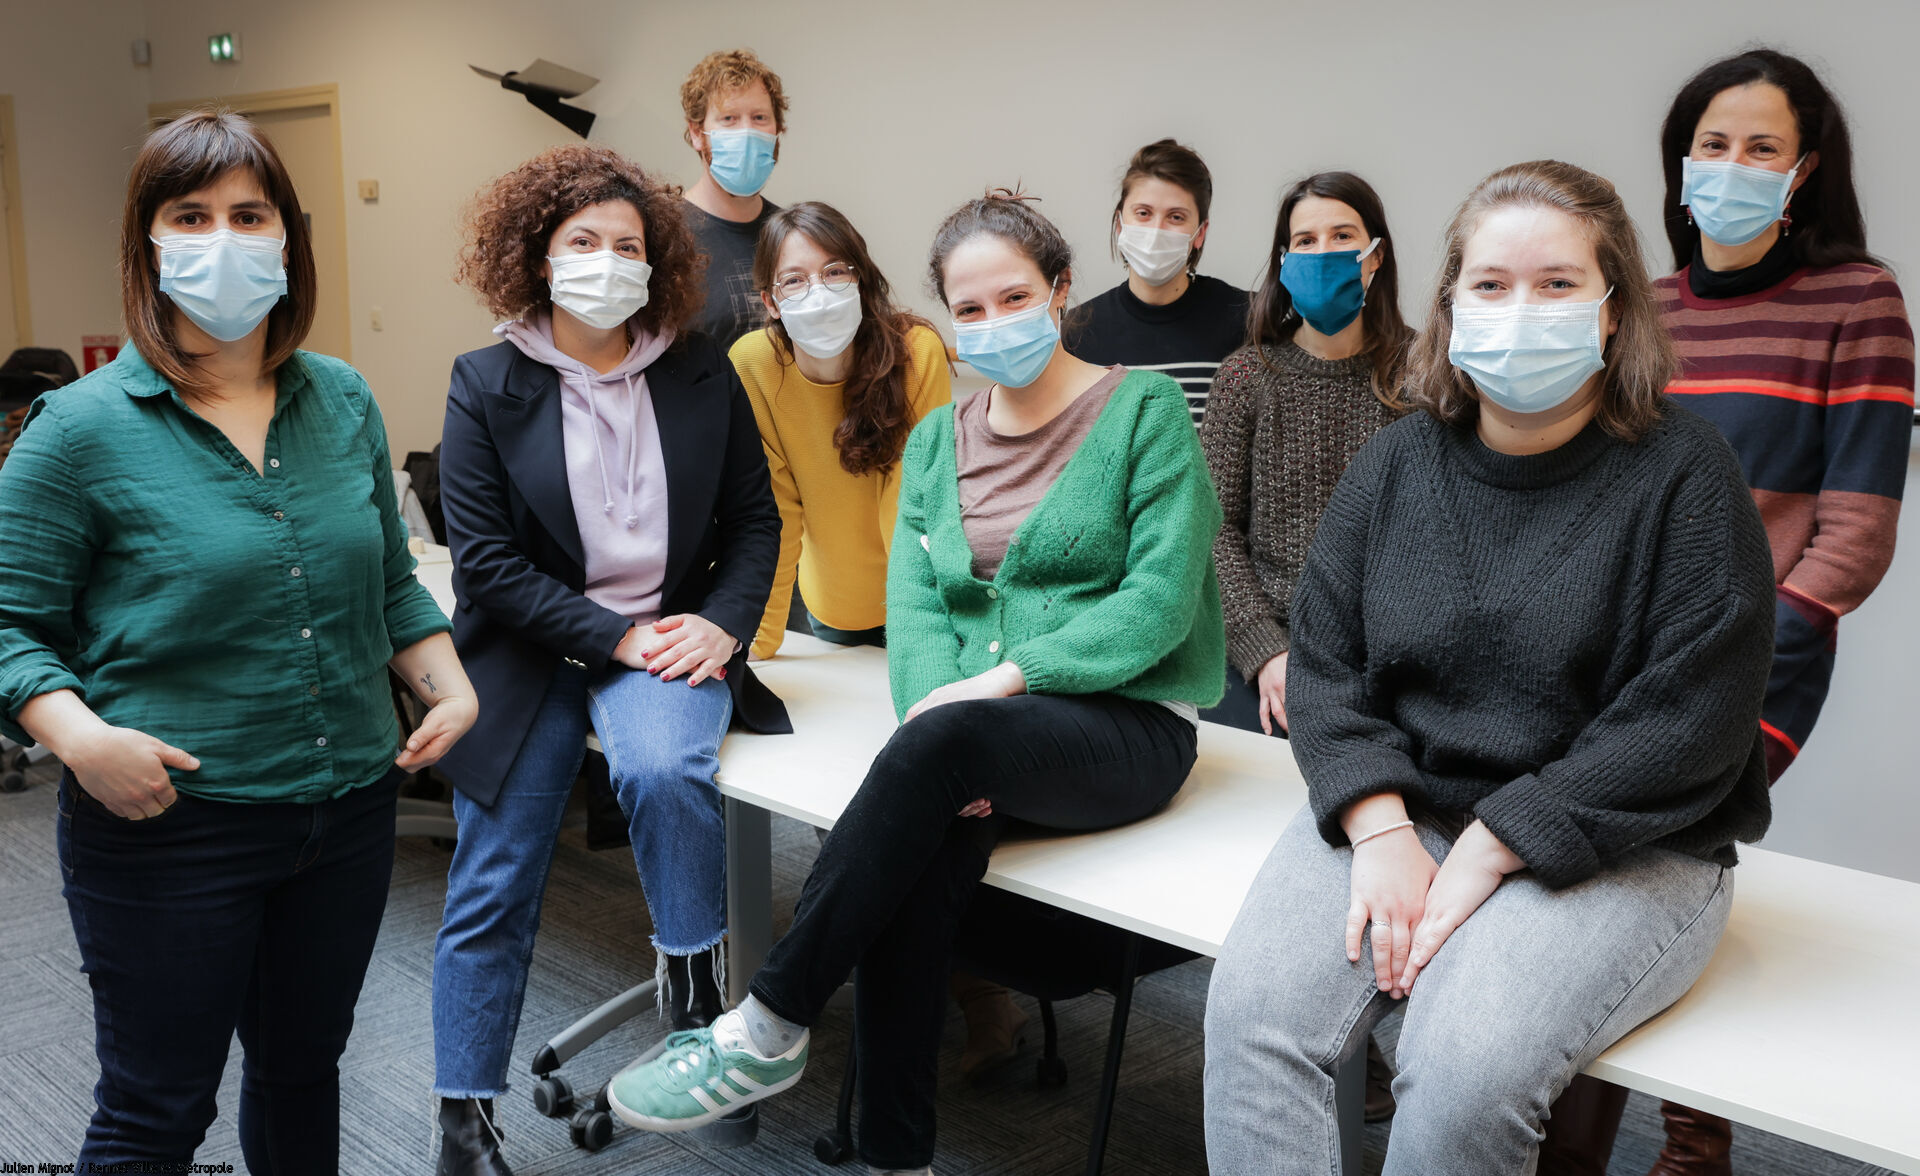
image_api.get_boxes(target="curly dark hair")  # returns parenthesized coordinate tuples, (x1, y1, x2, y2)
(457, 144, 705, 335)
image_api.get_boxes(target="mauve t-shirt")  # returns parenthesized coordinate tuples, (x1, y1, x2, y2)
(954, 365, 1125, 580)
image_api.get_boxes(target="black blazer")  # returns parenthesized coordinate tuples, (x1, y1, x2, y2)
(436, 333, 790, 805)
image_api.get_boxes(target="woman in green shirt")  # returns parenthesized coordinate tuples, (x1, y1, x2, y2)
(0, 111, 475, 1171)
(606, 189, 1224, 1173)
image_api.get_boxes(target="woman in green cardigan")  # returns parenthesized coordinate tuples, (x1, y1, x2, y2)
(607, 189, 1224, 1171)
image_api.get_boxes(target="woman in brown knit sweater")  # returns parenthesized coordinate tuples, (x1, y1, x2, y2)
(1199, 171, 1411, 738)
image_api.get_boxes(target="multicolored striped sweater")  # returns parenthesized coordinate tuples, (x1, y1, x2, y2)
(1656, 262, 1914, 778)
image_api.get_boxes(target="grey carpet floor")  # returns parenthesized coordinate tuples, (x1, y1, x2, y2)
(0, 760, 1893, 1175)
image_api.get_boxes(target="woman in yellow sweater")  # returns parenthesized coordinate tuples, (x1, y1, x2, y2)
(731, 201, 951, 657)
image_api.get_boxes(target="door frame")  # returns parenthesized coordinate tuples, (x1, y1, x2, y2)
(0, 95, 32, 347)
(149, 85, 350, 360)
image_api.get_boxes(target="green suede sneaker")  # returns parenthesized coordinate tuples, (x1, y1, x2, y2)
(607, 1011, 809, 1132)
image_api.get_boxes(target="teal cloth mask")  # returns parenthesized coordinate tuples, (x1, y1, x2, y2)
(1681, 155, 1802, 247)
(953, 285, 1060, 388)
(706, 128, 778, 197)
(1280, 239, 1379, 336)
(151, 229, 287, 342)
(1448, 290, 1611, 414)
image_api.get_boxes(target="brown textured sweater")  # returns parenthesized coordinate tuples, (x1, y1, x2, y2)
(1199, 341, 1400, 681)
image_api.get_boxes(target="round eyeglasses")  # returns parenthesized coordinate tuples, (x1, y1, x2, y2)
(771, 262, 857, 305)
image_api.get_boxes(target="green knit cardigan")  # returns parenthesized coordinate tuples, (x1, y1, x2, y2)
(886, 369, 1226, 720)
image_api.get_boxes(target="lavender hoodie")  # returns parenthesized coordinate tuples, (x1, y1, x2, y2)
(497, 313, 672, 626)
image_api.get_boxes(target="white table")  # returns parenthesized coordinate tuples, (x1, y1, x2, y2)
(412, 548, 1920, 1174)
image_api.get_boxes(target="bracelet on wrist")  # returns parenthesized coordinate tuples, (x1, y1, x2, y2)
(1350, 819, 1415, 849)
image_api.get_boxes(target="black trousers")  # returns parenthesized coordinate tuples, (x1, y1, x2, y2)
(57, 768, 400, 1173)
(750, 693, 1198, 1169)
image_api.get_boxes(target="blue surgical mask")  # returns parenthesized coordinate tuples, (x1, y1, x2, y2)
(953, 284, 1060, 389)
(1681, 155, 1803, 247)
(150, 229, 287, 342)
(1448, 290, 1612, 415)
(706, 128, 778, 197)
(1281, 239, 1380, 336)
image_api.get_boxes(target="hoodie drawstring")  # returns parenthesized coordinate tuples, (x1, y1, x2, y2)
(580, 371, 644, 530)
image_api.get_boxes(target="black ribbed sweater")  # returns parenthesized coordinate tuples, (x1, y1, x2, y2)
(1288, 406, 1775, 888)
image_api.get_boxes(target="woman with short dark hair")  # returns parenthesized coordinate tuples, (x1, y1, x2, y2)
(0, 109, 474, 1171)
(431, 143, 787, 1170)
(1204, 160, 1776, 1176)
(1066, 138, 1248, 425)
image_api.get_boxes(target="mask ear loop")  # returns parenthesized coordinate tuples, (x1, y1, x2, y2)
(1357, 238, 1383, 301)
(1781, 153, 1810, 237)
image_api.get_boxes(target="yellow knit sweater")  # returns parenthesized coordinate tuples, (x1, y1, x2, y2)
(731, 323, 952, 656)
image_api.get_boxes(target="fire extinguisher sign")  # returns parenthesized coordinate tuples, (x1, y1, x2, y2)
(82, 335, 122, 373)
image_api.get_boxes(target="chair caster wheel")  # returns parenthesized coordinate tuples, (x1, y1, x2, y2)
(1036, 1054, 1068, 1089)
(691, 1102, 759, 1148)
(0, 770, 26, 793)
(593, 1085, 611, 1113)
(532, 1074, 574, 1117)
(813, 1129, 853, 1164)
(570, 1107, 614, 1151)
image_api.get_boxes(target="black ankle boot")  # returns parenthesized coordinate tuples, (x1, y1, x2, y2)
(435, 1096, 513, 1176)
(659, 947, 758, 1146)
(662, 947, 725, 1031)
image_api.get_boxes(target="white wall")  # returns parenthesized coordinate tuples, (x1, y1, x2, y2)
(0, 0, 151, 364)
(23, 0, 1920, 876)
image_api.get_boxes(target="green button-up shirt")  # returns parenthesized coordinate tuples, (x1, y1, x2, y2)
(0, 347, 450, 802)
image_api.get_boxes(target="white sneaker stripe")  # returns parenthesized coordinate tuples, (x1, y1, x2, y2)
(726, 1068, 767, 1092)
(690, 1087, 721, 1113)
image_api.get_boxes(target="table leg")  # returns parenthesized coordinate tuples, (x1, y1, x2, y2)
(725, 798, 773, 1006)
(1334, 1033, 1365, 1176)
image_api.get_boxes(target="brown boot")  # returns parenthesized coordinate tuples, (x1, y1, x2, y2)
(951, 970, 1029, 1084)
(1646, 1101, 1733, 1176)
(1537, 1075, 1630, 1175)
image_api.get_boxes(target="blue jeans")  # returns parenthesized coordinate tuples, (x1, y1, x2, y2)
(58, 767, 401, 1174)
(432, 662, 734, 1097)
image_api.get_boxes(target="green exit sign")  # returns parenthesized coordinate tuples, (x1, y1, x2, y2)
(208, 33, 239, 63)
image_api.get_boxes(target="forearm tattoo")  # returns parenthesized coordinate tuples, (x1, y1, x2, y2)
(421, 673, 437, 695)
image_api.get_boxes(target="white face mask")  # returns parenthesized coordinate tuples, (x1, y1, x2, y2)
(1116, 224, 1193, 287)
(779, 281, 863, 360)
(548, 250, 652, 329)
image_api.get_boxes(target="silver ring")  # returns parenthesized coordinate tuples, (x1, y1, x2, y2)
(1370, 921, 1391, 930)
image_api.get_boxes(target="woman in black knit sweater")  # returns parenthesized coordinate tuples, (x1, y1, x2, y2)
(1202, 160, 1775, 1176)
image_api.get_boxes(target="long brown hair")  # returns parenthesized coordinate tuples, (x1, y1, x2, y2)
(1245, 172, 1410, 407)
(121, 109, 317, 394)
(1660, 48, 1881, 272)
(753, 202, 938, 476)
(1404, 160, 1676, 441)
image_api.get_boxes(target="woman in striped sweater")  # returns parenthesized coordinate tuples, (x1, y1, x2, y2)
(1542, 47, 1915, 1176)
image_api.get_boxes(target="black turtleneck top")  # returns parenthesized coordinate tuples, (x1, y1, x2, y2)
(1287, 407, 1776, 888)
(1686, 234, 1797, 299)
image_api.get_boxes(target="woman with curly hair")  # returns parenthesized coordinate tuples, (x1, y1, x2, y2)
(429, 143, 788, 1172)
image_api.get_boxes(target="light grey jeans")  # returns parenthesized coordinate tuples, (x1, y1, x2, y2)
(1204, 806, 1732, 1176)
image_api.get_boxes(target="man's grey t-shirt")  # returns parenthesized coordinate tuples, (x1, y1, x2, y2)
(683, 198, 780, 348)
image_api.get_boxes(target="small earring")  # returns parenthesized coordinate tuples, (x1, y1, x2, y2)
(1686, 208, 1694, 226)
(1781, 208, 1793, 238)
